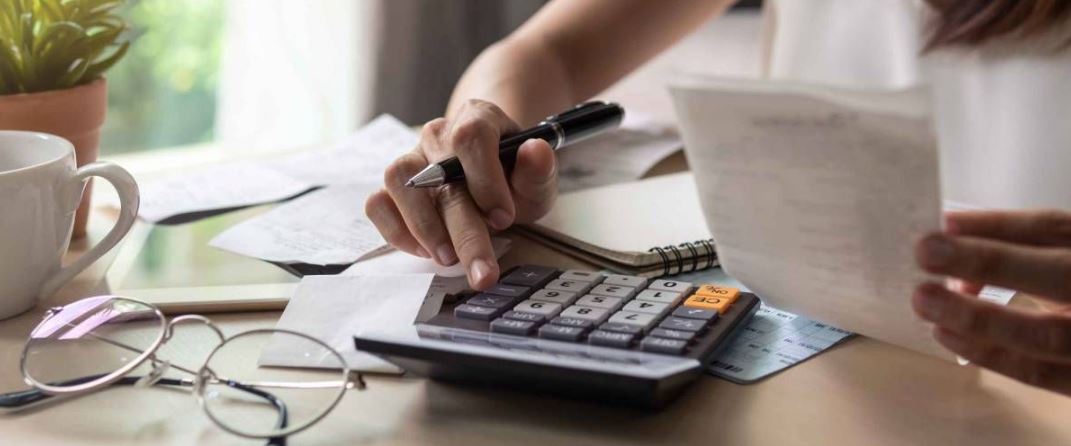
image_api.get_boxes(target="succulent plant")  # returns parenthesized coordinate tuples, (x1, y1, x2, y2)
(0, 0, 130, 95)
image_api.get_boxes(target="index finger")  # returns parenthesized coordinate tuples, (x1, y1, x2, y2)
(946, 210, 1071, 247)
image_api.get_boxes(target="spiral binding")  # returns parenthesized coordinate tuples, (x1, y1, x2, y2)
(648, 239, 717, 277)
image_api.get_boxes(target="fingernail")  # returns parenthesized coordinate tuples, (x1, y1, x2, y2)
(488, 208, 513, 230)
(436, 244, 457, 265)
(921, 235, 955, 268)
(470, 259, 493, 287)
(415, 246, 431, 259)
(914, 285, 944, 321)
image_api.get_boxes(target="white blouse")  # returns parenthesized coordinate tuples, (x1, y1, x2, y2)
(762, 0, 1071, 209)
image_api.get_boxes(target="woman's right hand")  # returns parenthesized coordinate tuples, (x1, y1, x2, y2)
(365, 99, 559, 290)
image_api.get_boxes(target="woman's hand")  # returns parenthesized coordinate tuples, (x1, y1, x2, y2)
(365, 99, 558, 290)
(913, 209, 1071, 395)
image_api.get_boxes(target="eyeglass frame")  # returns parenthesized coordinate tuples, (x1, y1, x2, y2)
(13, 295, 366, 441)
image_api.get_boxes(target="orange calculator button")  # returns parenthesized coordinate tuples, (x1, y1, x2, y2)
(683, 294, 733, 314)
(694, 285, 739, 303)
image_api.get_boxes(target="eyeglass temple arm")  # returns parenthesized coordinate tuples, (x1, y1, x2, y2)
(0, 375, 292, 440)
(219, 379, 289, 446)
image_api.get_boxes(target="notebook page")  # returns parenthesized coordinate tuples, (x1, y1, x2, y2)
(671, 78, 949, 359)
(531, 172, 711, 261)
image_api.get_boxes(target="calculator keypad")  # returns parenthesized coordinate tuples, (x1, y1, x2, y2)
(442, 265, 754, 357)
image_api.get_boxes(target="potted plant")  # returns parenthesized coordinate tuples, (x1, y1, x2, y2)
(0, 0, 130, 238)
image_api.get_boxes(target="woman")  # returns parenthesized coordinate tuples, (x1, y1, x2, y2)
(364, 0, 1071, 395)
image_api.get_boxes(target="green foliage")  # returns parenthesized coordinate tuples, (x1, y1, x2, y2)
(0, 0, 130, 95)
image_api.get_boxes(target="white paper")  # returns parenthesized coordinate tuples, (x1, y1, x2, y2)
(209, 184, 387, 265)
(341, 237, 512, 278)
(269, 115, 419, 186)
(259, 274, 435, 373)
(137, 115, 418, 222)
(137, 164, 311, 222)
(672, 77, 949, 358)
(673, 267, 854, 383)
(556, 125, 682, 193)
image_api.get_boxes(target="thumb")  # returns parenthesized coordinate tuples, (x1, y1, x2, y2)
(510, 138, 557, 223)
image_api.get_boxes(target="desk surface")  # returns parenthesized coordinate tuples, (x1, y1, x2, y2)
(4, 155, 1071, 446)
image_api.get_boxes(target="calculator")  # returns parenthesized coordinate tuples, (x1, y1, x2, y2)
(353, 265, 760, 408)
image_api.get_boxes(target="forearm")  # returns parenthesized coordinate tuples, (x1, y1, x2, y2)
(447, 0, 734, 127)
(447, 36, 577, 127)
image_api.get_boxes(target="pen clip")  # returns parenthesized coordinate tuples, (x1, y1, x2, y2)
(541, 101, 609, 124)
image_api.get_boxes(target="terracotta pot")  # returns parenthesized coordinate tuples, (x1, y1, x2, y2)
(0, 78, 108, 239)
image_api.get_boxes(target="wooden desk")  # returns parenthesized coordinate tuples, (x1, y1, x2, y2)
(4, 156, 1071, 445)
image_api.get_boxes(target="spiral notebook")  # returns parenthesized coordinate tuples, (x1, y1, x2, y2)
(519, 172, 717, 277)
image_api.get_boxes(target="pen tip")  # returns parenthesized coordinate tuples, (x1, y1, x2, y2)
(405, 180, 415, 188)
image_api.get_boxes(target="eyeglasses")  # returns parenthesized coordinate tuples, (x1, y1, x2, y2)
(0, 295, 364, 445)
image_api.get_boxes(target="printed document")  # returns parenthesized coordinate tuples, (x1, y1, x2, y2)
(209, 184, 388, 265)
(137, 115, 417, 222)
(671, 77, 949, 358)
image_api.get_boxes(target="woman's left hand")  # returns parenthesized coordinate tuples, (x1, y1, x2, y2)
(913, 209, 1071, 395)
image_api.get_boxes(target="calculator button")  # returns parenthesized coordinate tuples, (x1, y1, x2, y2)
(607, 311, 658, 331)
(513, 300, 563, 318)
(659, 317, 706, 332)
(558, 270, 604, 283)
(589, 284, 636, 299)
(484, 283, 532, 299)
(602, 274, 648, 289)
(503, 310, 546, 324)
(549, 317, 595, 331)
(671, 306, 719, 322)
(683, 294, 732, 314)
(466, 293, 518, 309)
(649, 328, 697, 342)
(500, 265, 559, 287)
(640, 337, 688, 355)
(545, 279, 595, 295)
(694, 285, 739, 302)
(620, 300, 670, 318)
(559, 305, 610, 324)
(490, 318, 538, 336)
(634, 289, 683, 306)
(529, 289, 578, 305)
(587, 330, 636, 349)
(454, 304, 501, 321)
(598, 322, 643, 336)
(575, 294, 624, 311)
(539, 324, 587, 342)
(648, 279, 694, 293)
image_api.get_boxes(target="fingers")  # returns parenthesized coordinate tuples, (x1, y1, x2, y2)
(915, 233, 1071, 302)
(364, 189, 428, 258)
(946, 209, 1071, 246)
(510, 139, 558, 223)
(448, 100, 521, 230)
(435, 184, 499, 289)
(932, 328, 1071, 396)
(383, 150, 457, 265)
(913, 282, 1071, 361)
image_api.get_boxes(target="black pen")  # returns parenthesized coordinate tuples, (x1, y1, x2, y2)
(405, 101, 625, 188)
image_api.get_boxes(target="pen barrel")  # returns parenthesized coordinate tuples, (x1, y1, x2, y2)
(555, 102, 624, 147)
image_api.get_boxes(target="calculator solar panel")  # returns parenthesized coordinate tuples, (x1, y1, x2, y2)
(354, 265, 760, 407)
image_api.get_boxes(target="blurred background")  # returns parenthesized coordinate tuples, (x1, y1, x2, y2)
(102, 0, 762, 156)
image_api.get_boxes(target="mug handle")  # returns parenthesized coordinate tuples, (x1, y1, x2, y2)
(39, 162, 140, 298)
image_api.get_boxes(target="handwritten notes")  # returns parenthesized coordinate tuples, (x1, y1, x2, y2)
(672, 77, 949, 359)
(137, 115, 418, 222)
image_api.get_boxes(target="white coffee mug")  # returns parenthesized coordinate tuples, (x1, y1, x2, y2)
(0, 131, 138, 319)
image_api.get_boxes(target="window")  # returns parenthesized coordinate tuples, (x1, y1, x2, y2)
(100, 0, 224, 155)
